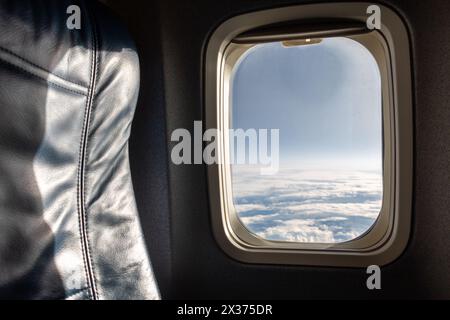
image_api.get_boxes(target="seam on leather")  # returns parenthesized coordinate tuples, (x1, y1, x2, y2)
(0, 46, 88, 88)
(77, 0, 99, 301)
(0, 59, 87, 97)
(0, 46, 88, 96)
(84, 7, 101, 300)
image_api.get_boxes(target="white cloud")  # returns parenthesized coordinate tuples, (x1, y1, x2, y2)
(260, 219, 336, 243)
(234, 203, 269, 212)
(232, 166, 382, 243)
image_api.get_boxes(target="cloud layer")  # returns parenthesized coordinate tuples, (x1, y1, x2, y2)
(232, 167, 383, 243)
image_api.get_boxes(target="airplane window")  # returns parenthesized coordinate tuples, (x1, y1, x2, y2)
(230, 37, 383, 243)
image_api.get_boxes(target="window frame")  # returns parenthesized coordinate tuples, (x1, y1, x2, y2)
(205, 2, 413, 267)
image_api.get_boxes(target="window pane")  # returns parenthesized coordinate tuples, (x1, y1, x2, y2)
(230, 37, 383, 243)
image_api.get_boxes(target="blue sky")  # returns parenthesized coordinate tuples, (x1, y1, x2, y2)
(230, 37, 383, 243)
(232, 37, 382, 170)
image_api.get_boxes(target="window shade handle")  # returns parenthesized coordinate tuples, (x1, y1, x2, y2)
(232, 20, 369, 44)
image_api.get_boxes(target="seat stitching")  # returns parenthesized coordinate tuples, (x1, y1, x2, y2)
(76, 0, 99, 301)
(0, 58, 87, 96)
(82, 4, 100, 300)
(0, 46, 88, 88)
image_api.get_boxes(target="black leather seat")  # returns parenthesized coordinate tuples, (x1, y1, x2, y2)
(0, 0, 159, 299)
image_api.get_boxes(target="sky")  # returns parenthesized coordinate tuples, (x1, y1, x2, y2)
(232, 37, 382, 170)
(230, 37, 383, 243)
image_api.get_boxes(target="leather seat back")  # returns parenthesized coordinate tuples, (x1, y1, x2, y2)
(0, 0, 159, 299)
